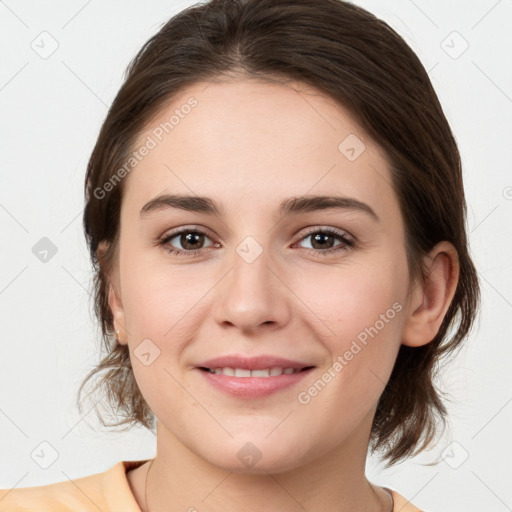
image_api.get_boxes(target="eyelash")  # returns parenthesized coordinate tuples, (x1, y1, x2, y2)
(159, 226, 356, 258)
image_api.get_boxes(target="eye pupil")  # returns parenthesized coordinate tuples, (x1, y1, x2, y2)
(311, 232, 334, 249)
(182, 232, 204, 250)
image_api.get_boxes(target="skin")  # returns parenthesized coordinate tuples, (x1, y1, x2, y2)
(100, 77, 459, 512)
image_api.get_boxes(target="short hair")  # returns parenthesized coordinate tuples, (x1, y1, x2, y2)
(78, 0, 480, 467)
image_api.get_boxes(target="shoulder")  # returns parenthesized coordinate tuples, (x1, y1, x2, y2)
(0, 469, 110, 512)
(389, 487, 427, 512)
(0, 474, 105, 511)
(384, 487, 427, 512)
(0, 460, 146, 512)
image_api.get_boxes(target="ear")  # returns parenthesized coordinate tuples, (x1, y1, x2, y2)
(401, 241, 460, 347)
(97, 240, 128, 346)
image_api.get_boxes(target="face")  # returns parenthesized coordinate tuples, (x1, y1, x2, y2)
(108, 78, 413, 473)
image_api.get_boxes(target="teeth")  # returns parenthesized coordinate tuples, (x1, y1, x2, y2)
(207, 367, 301, 377)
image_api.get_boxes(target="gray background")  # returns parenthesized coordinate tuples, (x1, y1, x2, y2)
(1, 1, 511, 510)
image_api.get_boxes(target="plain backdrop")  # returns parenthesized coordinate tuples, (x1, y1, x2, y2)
(0, 1, 511, 510)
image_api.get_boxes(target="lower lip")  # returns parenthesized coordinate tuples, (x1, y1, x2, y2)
(195, 368, 314, 399)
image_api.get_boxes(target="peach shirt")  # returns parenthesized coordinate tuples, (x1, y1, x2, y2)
(0, 459, 425, 511)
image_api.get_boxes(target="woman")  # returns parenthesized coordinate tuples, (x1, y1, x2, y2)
(0, 0, 479, 510)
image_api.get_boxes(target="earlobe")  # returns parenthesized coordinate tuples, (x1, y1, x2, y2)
(97, 240, 128, 345)
(401, 241, 460, 348)
(108, 281, 128, 346)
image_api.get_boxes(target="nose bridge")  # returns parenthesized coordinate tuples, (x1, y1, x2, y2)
(213, 230, 288, 330)
(230, 232, 275, 302)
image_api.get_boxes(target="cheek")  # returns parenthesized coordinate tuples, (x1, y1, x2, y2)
(289, 255, 408, 408)
(119, 239, 202, 335)
(290, 261, 406, 432)
(293, 257, 407, 342)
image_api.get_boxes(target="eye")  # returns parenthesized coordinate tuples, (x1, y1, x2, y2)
(293, 227, 355, 257)
(159, 227, 217, 257)
(159, 226, 356, 258)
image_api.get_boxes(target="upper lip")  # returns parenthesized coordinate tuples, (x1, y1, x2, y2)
(196, 354, 315, 370)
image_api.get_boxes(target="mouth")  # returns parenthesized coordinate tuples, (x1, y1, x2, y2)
(193, 354, 316, 398)
(195, 364, 316, 399)
(197, 366, 315, 377)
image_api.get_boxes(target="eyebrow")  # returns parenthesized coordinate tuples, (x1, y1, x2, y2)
(139, 193, 379, 222)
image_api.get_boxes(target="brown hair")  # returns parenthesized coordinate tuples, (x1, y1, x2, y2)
(78, 0, 480, 467)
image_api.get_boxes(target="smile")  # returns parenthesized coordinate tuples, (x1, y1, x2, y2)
(199, 366, 312, 377)
(196, 366, 315, 399)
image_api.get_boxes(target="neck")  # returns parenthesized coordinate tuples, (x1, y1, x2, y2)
(142, 414, 391, 512)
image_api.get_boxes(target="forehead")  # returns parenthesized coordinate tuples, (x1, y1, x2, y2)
(124, 78, 397, 222)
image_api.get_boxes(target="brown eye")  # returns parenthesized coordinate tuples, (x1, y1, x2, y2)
(160, 228, 215, 256)
(178, 232, 206, 250)
(295, 228, 355, 257)
(308, 232, 337, 250)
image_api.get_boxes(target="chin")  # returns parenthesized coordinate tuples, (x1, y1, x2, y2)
(198, 437, 310, 475)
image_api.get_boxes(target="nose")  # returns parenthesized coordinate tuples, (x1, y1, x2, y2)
(213, 242, 292, 333)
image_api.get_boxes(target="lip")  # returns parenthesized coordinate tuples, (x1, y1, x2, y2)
(194, 354, 316, 399)
(196, 354, 314, 371)
(196, 366, 315, 399)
